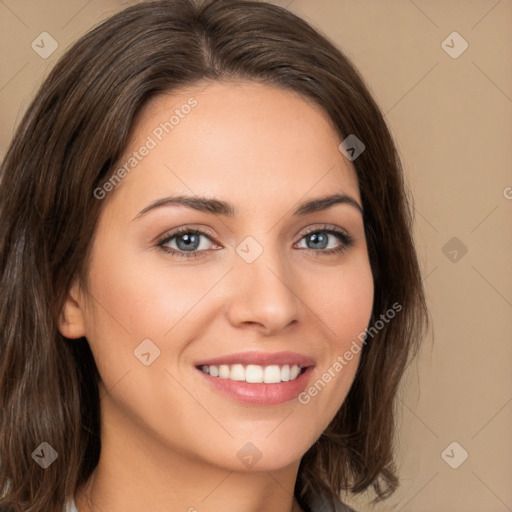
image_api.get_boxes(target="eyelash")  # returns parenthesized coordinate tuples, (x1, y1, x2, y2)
(156, 224, 355, 260)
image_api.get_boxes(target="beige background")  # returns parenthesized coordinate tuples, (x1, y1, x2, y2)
(1, 1, 511, 511)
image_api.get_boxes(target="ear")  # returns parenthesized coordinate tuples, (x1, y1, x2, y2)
(58, 278, 86, 339)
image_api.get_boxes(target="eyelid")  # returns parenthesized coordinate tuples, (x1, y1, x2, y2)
(298, 223, 351, 239)
(155, 223, 354, 257)
(295, 223, 355, 253)
(154, 225, 219, 247)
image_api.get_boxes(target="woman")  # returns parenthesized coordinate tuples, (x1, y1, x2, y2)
(0, 1, 428, 511)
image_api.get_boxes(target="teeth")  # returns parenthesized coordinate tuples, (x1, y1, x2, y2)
(246, 364, 263, 383)
(263, 365, 281, 384)
(230, 364, 245, 381)
(199, 363, 303, 383)
(218, 364, 230, 379)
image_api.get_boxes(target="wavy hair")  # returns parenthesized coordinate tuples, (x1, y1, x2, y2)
(0, 1, 428, 510)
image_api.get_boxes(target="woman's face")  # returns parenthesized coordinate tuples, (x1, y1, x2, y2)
(63, 80, 374, 473)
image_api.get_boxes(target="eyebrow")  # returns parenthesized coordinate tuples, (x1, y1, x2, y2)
(133, 192, 363, 220)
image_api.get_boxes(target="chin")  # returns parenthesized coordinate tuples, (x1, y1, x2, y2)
(209, 437, 313, 473)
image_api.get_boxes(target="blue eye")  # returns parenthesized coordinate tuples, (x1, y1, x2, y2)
(157, 228, 216, 259)
(156, 224, 354, 259)
(297, 228, 354, 255)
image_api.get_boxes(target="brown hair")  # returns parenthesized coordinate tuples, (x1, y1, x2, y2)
(0, 1, 428, 510)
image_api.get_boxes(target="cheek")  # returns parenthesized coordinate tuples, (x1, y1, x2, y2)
(296, 256, 373, 423)
(316, 256, 374, 346)
(84, 239, 203, 337)
(85, 234, 374, 362)
(81, 238, 225, 382)
(78, 230, 375, 469)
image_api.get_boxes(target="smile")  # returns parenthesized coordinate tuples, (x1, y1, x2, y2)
(194, 351, 315, 405)
(198, 363, 305, 383)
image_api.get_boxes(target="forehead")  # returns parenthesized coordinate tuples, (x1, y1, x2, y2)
(108, 80, 360, 214)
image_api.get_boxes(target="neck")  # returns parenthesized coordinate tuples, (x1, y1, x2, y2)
(74, 390, 305, 512)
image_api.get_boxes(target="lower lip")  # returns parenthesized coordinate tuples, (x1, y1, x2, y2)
(195, 366, 314, 405)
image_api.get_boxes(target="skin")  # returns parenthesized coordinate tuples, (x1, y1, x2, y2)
(59, 80, 374, 512)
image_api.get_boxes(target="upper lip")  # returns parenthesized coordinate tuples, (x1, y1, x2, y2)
(194, 351, 315, 368)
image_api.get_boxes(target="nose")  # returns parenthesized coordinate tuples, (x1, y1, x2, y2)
(225, 245, 301, 335)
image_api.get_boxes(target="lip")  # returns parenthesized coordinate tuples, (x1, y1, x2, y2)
(193, 351, 316, 406)
(195, 365, 315, 405)
(194, 350, 315, 368)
